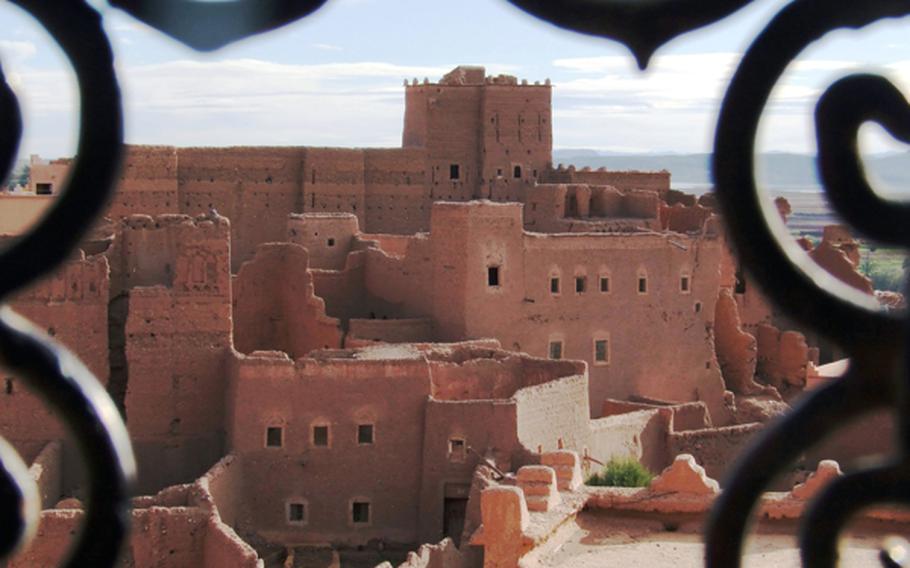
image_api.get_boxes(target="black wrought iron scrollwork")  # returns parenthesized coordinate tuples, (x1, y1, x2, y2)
(0, 0, 136, 565)
(504, 0, 756, 68)
(708, 0, 910, 566)
(108, 0, 331, 51)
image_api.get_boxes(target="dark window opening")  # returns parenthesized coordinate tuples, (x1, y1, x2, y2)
(575, 276, 586, 293)
(734, 266, 747, 294)
(681, 276, 690, 292)
(4, 378, 12, 395)
(638, 277, 648, 293)
(313, 425, 329, 447)
(266, 426, 283, 448)
(36, 182, 52, 195)
(352, 501, 371, 524)
(327, 238, 335, 247)
(288, 502, 306, 523)
(513, 165, 522, 178)
(600, 277, 610, 293)
(549, 341, 563, 360)
(595, 339, 608, 362)
(496, 168, 503, 177)
(449, 164, 460, 180)
(358, 424, 374, 445)
(487, 266, 500, 287)
(695, 302, 702, 313)
(448, 438, 466, 462)
(550, 277, 560, 294)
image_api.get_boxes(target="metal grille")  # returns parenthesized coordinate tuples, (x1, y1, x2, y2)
(0, 1, 907, 566)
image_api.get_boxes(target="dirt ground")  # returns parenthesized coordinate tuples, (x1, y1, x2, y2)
(541, 513, 896, 567)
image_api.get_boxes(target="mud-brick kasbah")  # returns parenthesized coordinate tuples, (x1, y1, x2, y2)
(0, 66, 902, 567)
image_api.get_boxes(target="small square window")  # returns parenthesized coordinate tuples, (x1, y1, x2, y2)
(288, 502, 306, 524)
(35, 182, 52, 195)
(594, 339, 609, 363)
(449, 164, 460, 180)
(487, 266, 500, 287)
(313, 425, 329, 447)
(327, 238, 335, 247)
(680, 276, 690, 292)
(549, 341, 563, 360)
(496, 168, 503, 177)
(358, 424, 374, 445)
(638, 277, 648, 294)
(352, 501, 371, 524)
(575, 276, 586, 293)
(448, 438, 466, 462)
(600, 277, 610, 293)
(550, 277, 560, 294)
(266, 426, 283, 448)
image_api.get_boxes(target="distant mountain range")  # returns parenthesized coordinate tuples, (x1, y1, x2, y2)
(551, 150, 910, 193)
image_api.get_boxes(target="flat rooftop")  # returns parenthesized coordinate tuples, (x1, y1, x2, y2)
(540, 513, 891, 567)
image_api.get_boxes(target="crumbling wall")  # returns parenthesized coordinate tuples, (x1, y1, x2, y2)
(713, 289, 764, 395)
(588, 409, 671, 474)
(233, 243, 342, 358)
(347, 318, 434, 345)
(29, 441, 63, 509)
(514, 374, 591, 456)
(668, 423, 764, 483)
(662, 203, 713, 233)
(122, 215, 232, 493)
(542, 165, 670, 194)
(0, 252, 109, 462)
(287, 213, 360, 270)
(310, 252, 369, 322)
(756, 324, 812, 391)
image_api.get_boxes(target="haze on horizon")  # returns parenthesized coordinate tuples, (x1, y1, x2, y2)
(1, 0, 908, 161)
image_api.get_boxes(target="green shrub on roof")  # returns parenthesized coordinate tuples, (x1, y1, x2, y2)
(586, 456, 654, 487)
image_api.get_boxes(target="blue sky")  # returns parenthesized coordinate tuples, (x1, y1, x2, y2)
(1, 0, 908, 158)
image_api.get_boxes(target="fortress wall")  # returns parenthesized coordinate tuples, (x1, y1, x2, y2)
(363, 148, 430, 234)
(108, 145, 180, 218)
(410, 83, 483, 202)
(233, 243, 342, 358)
(177, 146, 305, 269)
(668, 423, 764, 483)
(227, 354, 431, 545)
(287, 213, 360, 270)
(480, 84, 552, 201)
(303, 148, 366, 228)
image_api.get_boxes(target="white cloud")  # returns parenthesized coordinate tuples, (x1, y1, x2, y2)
(0, 40, 36, 63)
